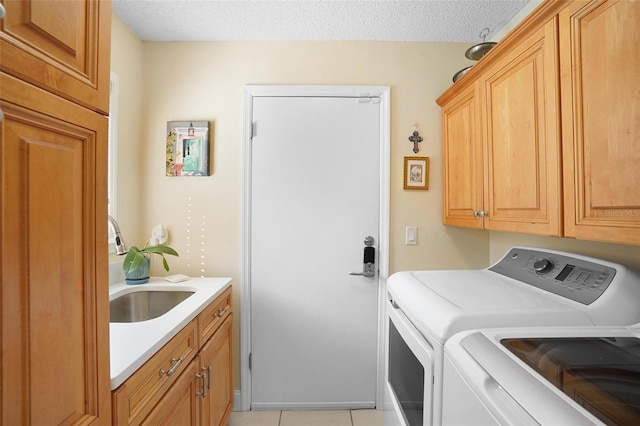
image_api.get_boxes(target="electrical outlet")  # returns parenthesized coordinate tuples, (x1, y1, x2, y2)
(150, 224, 168, 245)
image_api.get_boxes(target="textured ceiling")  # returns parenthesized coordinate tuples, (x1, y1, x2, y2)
(112, 0, 531, 43)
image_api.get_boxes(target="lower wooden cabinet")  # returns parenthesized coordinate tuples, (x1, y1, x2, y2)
(112, 321, 199, 424)
(142, 361, 201, 426)
(199, 316, 233, 426)
(112, 288, 233, 426)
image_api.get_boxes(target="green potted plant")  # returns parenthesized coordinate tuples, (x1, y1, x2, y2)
(123, 243, 179, 284)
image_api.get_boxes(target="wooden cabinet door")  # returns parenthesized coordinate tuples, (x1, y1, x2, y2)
(560, 0, 640, 245)
(198, 315, 233, 426)
(142, 361, 200, 426)
(0, 0, 111, 113)
(441, 82, 484, 228)
(482, 17, 562, 236)
(1, 73, 110, 425)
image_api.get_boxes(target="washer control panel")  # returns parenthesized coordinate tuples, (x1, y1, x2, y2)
(488, 247, 617, 305)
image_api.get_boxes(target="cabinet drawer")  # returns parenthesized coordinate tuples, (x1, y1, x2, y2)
(112, 320, 198, 425)
(197, 288, 232, 347)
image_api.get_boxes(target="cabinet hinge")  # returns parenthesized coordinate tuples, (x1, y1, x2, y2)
(249, 353, 252, 370)
(250, 122, 256, 139)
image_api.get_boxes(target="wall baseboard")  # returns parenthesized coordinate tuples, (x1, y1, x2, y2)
(232, 389, 382, 412)
(233, 390, 243, 411)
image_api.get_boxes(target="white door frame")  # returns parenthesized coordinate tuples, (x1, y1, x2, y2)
(241, 85, 390, 411)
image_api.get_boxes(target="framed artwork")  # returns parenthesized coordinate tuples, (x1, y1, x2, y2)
(166, 121, 210, 176)
(403, 156, 429, 190)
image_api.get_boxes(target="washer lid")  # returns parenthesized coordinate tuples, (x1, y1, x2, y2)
(446, 330, 608, 425)
(388, 270, 593, 344)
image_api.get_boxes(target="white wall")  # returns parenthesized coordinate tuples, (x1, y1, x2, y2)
(110, 15, 146, 247)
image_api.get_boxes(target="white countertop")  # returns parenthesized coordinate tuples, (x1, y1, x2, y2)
(109, 277, 232, 390)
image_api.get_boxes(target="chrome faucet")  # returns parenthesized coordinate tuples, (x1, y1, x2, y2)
(108, 215, 128, 255)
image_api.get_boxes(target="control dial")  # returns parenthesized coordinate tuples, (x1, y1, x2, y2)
(533, 258, 554, 274)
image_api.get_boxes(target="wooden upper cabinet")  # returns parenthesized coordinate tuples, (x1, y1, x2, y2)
(441, 82, 484, 228)
(438, 12, 562, 236)
(481, 17, 562, 236)
(560, 0, 640, 245)
(0, 0, 111, 113)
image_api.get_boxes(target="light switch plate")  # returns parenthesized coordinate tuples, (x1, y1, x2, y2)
(406, 226, 417, 245)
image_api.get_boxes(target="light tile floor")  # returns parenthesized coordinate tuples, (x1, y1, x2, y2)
(229, 409, 384, 426)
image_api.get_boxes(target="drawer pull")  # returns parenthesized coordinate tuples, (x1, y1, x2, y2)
(167, 357, 184, 376)
(216, 308, 227, 317)
(159, 369, 166, 377)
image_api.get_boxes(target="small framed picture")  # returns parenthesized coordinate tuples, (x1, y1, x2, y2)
(166, 120, 211, 176)
(403, 156, 429, 190)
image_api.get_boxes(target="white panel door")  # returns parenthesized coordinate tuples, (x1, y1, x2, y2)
(250, 94, 381, 409)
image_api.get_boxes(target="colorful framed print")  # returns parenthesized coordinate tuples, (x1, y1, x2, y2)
(166, 121, 210, 176)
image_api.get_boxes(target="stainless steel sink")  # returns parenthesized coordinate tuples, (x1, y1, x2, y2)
(110, 290, 195, 323)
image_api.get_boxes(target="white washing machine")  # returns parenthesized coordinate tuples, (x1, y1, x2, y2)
(385, 246, 640, 426)
(443, 324, 640, 425)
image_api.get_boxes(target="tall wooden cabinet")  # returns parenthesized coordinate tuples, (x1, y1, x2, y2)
(438, 0, 640, 246)
(1, 0, 112, 424)
(559, 0, 640, 245)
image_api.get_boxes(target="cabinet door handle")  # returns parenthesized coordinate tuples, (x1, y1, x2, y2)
(201, 367, 208, 397)
(167, 356, 184, 376)
(196, 373, 205, 397)
(216, 308, 227, 317)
